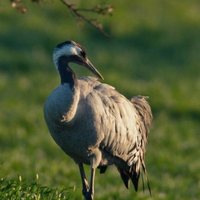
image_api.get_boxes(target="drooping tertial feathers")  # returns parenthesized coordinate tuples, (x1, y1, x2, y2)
(44, 40, 152, 200)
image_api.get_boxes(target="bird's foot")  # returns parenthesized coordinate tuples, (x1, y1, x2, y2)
(83, 190, 94, 200)
(82, 182, 92, 200)
(82, 186, 89, 197)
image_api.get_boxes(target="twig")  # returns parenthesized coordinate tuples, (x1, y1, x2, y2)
(10, 0, 113, 36)
(77, 5, 113, 16)
(60, 0, 112, 37)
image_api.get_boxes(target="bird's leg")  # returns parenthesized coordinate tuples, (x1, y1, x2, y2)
(85, 149, 101, 200)
(88, 166, 96, 200)
(78, 163, 89, 197)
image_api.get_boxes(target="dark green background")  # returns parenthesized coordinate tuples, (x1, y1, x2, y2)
(0, 1, 199, 199)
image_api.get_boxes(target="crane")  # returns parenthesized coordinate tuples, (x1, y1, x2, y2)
(44, 40, 152, 200)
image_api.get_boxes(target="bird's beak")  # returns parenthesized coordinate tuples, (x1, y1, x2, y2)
(83, 58, 104, 80)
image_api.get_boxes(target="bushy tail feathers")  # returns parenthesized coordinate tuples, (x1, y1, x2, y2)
(141, 159, 152, 196)
(131, 95, 153, 135)
(117, 96, 152, 194)
(118, 168, 139, 191)
(118, 162, 151, 195)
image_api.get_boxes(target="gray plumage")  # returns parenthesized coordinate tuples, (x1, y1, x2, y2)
(44, 41, 152, 200)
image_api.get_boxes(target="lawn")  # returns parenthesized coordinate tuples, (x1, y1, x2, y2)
(0, 0, 199, 199)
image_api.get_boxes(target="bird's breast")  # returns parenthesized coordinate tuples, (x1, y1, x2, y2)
(44, 84, 101, 163)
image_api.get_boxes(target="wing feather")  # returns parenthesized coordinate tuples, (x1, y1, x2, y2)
(79, 79, 152, 192)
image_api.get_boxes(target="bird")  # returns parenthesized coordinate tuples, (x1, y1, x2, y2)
(44, 40, 152, 200)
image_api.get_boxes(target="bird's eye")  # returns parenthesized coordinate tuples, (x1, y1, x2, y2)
(80, 50, 86, 58)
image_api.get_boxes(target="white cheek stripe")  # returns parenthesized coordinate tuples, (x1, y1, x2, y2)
(53, 45, 81, 70)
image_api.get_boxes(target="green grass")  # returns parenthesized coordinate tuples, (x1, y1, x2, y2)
(0, 0, 200, 199)
(0, 176, 75, 200)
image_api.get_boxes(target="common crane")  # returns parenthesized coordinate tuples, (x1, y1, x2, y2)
(44, 40, 152, 200)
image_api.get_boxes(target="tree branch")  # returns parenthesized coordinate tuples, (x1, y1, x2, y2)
(10, 0, 113, 36)
(60, 0, 113, 37)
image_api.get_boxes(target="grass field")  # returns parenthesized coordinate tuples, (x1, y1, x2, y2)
(0, 1, 200, 199)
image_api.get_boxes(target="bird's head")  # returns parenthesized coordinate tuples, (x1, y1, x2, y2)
(53, 40, 103, 80)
